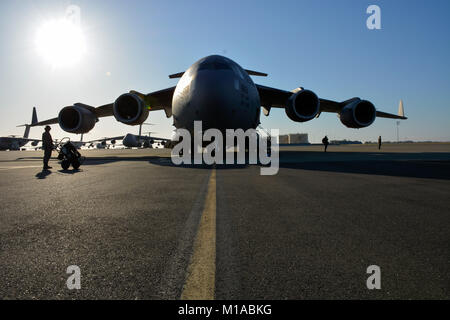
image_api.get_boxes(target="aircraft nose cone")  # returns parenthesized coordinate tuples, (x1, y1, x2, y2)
(193, 73, 232, 130)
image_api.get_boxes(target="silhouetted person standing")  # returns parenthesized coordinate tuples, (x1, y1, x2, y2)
(42, 125, 54, 170)
(322, 135, 329, 152)
(378, 136, 382, 150)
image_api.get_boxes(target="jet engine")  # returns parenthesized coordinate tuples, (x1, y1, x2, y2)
(285, 89, 320, 122)
(31, 141, 38, 147)
(58, 105, 97, 134)
(113, 93, 149, 125)
(339, 99, 376, 128)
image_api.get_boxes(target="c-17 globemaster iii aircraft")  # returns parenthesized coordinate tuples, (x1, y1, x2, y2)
(31, 55, 406, 149)
(86, 123, 170, 149)
(1, 107, 40, 150)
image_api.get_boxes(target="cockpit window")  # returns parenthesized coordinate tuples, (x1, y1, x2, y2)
(231, 64, 244, 79)
(198, 61, 232, 71)
(214, 62, 230, 70)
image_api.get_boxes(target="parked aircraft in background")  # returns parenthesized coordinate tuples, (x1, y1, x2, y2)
(71, 134, 86, 149)
(53, 134, 85, 150)
(122, 131, 170, 148)
(121, 123, 170, 148)
(86, 136, 123, 149)
(31, 55, 406, 153)
(87, 124, 170, 149)
(1, 107, 40, 150)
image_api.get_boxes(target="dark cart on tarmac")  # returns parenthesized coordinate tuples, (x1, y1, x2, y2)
(55, 138, 85, 170)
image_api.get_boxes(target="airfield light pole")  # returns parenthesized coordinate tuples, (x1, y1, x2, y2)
(396, 121, 400, 143)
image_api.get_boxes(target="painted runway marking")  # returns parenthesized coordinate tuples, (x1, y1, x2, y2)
(181, 168, 216, 300)
(0, 165, 42, 170)
(156, 170, 212, 299)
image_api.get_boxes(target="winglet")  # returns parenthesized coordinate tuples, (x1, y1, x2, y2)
(398, 99, 405, 118)
(17, 107, 38, 127)
(375, 99, 407, 120)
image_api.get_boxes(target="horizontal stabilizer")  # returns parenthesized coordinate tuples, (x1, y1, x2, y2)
(168, 72, 184, 79)
(169, 69, 268, 78)
(244, 69, 268, 77)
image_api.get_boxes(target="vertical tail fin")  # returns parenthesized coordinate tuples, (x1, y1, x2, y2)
(21, 107, 38, 139)
(32, 107, 38, 125)
(23, 126, 30, 139)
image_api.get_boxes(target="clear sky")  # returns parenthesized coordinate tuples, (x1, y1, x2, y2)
(1, 0, 449, 143)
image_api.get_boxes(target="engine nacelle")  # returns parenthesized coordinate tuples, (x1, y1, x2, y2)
(339, 99, 376, 128)
(58, 105, 96, 134)
(31, 141, 38, 146)
(113, 93, 149, 125)
(285, 89, 320, 122)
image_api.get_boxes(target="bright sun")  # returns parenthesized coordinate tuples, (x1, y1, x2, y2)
(35, 18, 86, 68)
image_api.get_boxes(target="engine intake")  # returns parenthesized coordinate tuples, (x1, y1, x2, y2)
(113, 93, 149, 125)
(285, 89, 320, 122)
(340, 99, 376, 128)
(58, 106, 96, 134)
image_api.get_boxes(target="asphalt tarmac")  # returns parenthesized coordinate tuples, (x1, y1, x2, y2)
(0, 143, 449, 299)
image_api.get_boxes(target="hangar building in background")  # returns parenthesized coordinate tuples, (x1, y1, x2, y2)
(279, 133, 309, 144)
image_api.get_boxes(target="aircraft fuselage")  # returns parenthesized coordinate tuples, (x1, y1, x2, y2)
(0, 137, 28, 151)
(172, 55, 261, 133)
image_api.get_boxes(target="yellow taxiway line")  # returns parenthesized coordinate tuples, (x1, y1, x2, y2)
(181, 168, 217, 300)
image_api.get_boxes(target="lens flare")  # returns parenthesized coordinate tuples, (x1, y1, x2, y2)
(35, 18, 86, 68)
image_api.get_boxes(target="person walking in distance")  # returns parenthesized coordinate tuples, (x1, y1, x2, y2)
(322, 135, 329, 152)
(378, 136, 382, 150)
(42, 125, 54, 170)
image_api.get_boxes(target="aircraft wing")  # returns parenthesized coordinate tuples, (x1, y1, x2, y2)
(375, 110, 407, 119)
(130, 86, 176, 118)
(86, 136, 126, 144)
(30, 117, 59, 126)
(255, 84, 407, 119)
(134, 135, 172, 142)
(31, 86, 176, 127)
(23, 138, 41, 143)
(9, 138, 42, 144)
